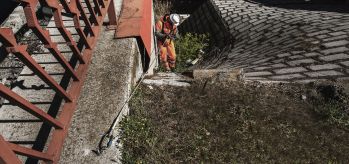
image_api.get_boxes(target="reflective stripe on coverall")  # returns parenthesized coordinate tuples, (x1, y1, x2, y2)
(156, 16, 177, 70)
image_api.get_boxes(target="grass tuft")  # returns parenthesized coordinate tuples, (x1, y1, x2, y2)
(175, 33, 209, 72)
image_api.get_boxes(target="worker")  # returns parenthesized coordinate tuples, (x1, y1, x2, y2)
(155, 13, 180, 72)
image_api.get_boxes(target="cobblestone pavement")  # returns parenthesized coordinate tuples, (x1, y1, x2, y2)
(181, 0, 349, 82)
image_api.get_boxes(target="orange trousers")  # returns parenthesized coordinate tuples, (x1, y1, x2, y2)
(158, 40, 176, 71)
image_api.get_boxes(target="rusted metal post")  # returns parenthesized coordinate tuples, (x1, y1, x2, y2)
(76, 0, 97, 37)
(9, 143, 53, 162)
(116, 0, 153, 56)
(107, 0, 118, 27)
(0, 28, 73, 102)
(45, 0, 115, 163)
(47, 0, 86, 66)
(21, 0, 86, 65)
(0, 135, 21, 164)
(85, 0, 100, 25)
(0, 84, 64, 129)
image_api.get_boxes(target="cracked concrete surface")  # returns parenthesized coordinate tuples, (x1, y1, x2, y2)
(60, 28, 142, 163)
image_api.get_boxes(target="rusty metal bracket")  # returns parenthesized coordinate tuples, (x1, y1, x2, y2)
(115, 0, 153, 57)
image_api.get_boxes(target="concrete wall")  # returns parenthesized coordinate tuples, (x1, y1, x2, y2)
(182, 0, 349, 82)
(147, 0, 158, 75)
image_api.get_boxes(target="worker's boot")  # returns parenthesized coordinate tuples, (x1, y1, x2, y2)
(169, 60, 176, 72)
(162, 62, 171, 72)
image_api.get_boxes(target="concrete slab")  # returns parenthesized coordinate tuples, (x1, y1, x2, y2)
(143, 72, 193, 87)
(193, 69, 243, 81)
(60, 28, 143, 163)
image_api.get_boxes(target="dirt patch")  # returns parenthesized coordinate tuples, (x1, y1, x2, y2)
(120, 79, 349, 163)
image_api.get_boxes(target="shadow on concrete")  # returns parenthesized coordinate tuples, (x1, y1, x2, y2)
(0, 0, 19, 24)
(25, 26, 88, 164)
(249, 0, 349, 13)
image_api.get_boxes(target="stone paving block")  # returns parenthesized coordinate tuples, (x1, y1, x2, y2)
(305, 70, 344, 77)
(277, 53, 291, 57)
(304, 52, 321, 57)
(270, 74, 305, 80)
(274, 67, 307, 74)
(289, 55, 304, 59)
(332, 25, 349, 31)
(320, 53, 349, 61)
(308, 64, 341, 71)
(339, 22, 349, 26)
(323, 35, 348, 42)
(322, 40, 349, 48)
(316, 34, 329, 39)
(245, 77, 268, 80)
(252, 57, 273, 64)
(272, 59, 285, 63)
(270, 63, 287, 68)
(253, 66, 271, 71)
(245, 71, 273, 77)
(288, 59, 316, 66)
(329, 31, 347, 36)
(341, 61, 349, 66)
(307, 30, 330, 37)
(321, 47, 349, 55)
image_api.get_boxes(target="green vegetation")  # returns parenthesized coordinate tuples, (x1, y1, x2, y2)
(118, 90, 157, 163)
(175, 33, 209, 72)
(153, 0, 209, 73)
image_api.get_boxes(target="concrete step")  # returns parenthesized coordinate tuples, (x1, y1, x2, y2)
(143, 69, 244, 87)
(143, 72, 193, 87)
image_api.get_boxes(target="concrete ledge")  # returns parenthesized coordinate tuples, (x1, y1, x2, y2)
(61, 29, 143, 163)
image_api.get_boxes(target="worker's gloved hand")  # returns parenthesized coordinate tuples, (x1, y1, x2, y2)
(167, 34, 177, 40)
(155, 31, 166, 39)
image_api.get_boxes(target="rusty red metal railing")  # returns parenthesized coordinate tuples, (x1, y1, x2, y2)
(0, 0, 118, 163)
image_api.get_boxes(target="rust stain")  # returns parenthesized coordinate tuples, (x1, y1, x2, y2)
(116, 0, 153, 56)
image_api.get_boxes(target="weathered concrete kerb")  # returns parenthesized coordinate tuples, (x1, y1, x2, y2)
(180, 0, 349, 82)
(60, 29, 143, 164)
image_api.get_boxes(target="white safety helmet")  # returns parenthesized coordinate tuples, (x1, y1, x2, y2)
(170, 14, 180, 26)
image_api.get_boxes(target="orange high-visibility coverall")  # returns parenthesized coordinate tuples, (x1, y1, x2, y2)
(155, 15, 178, 71)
